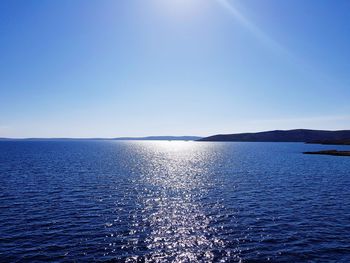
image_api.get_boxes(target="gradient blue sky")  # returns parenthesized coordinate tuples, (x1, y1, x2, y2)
(1, 0, 350, 138)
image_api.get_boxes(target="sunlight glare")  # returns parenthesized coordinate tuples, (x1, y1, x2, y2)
(153, 0, 205, 19)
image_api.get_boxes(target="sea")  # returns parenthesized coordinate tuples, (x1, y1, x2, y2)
(1, 140, 350, 262)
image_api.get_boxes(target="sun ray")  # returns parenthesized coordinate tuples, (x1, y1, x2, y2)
(215, 0, 290, 56)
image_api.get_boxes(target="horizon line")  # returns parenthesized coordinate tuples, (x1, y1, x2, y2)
(2, 128, 350, 140)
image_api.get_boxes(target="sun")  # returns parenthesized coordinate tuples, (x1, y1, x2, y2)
(165, 0, 199, 8)
(152, 0, 206, 19)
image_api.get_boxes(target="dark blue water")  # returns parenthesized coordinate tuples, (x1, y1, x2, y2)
(1, 141, 350, 262)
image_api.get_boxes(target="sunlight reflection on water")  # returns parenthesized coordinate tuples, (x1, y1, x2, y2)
(126, 141, 231, 262)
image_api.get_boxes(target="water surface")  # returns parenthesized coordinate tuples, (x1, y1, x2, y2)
(1, 141, 350, 262)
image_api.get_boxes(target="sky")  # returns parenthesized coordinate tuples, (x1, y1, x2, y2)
(1, 0, 350, 138)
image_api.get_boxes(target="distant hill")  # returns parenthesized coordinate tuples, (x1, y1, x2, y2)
(113, 136, 202, 141)
(0, 138, 107, 141)
(0, 136, 202, 141)
(198, 129, 350, 144)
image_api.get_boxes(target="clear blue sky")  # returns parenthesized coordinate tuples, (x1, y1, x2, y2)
(1, 0, 350, 138)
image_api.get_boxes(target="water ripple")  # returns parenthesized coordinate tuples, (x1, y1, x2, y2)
(1, 141, 350, 262)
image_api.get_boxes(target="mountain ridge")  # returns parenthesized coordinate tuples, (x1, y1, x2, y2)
(0, 136, 202, 141)
(198, 129, 350, 144)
